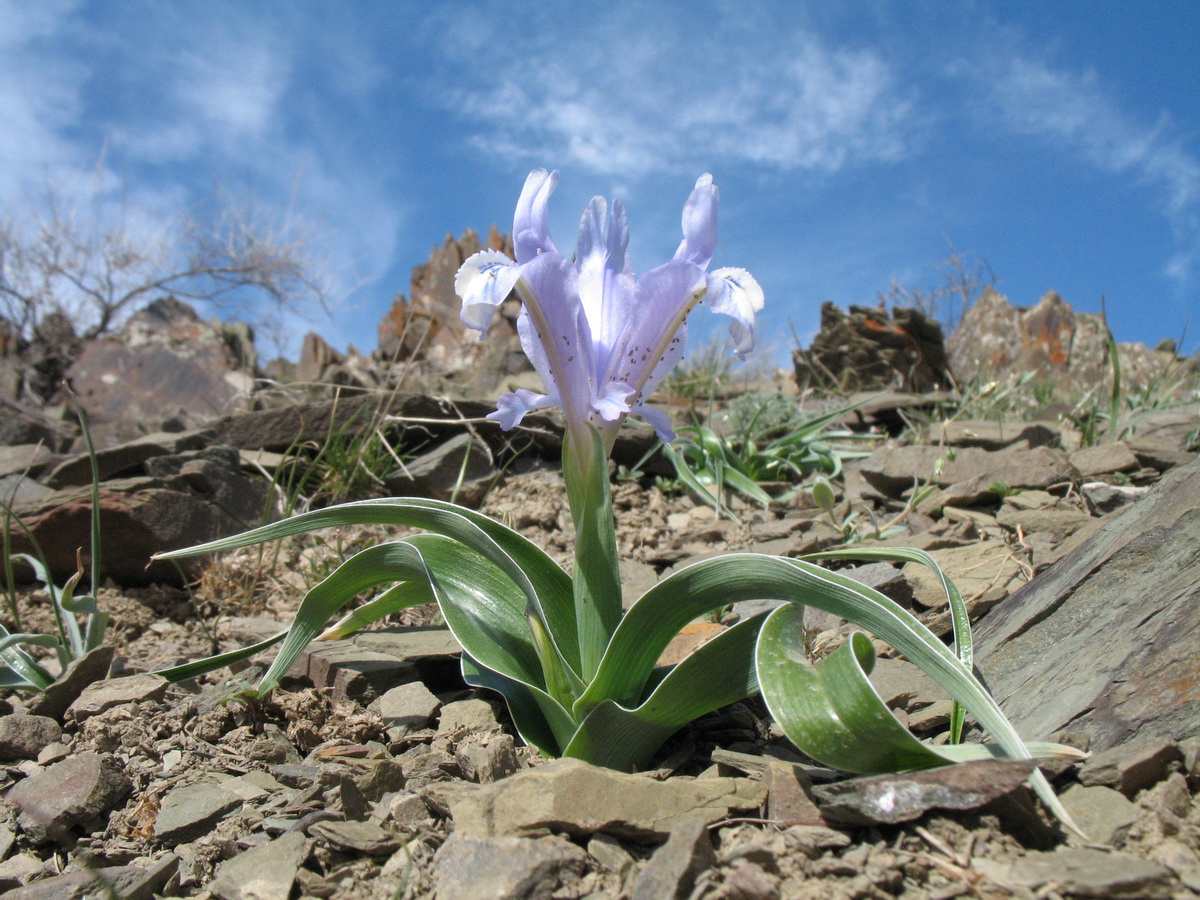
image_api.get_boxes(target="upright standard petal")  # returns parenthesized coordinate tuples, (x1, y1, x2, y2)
(513, 169, 559, 264)
(456, 250, 521, 335)
(575, 196, 634, 381)
(674, 174, 718, 269)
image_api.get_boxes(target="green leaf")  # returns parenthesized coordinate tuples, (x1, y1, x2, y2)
(563, 612, 768, 770)
(154, 497, 578, 681)
(756, 609, 949, 772)
(0, 620, 56, 691)
(152, 630, 288, 683)
(800, 546, 972, 742)
(319, 581, 437, 641)
(578, 552, 1074, 830)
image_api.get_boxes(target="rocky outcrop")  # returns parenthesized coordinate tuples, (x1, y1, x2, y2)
(793, 303, 952, 393)
(947, 289, 1197, 395)
(59, 297, 258, 449)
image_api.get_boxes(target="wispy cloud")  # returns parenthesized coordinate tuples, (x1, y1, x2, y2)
(976, 55, 1200, 285)
(430, 3, 913, 177)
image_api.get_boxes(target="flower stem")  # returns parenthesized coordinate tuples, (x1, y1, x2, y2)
(562, 424, 623, 682)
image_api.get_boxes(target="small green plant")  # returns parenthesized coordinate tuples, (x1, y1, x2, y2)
(662, 396, 879, 520)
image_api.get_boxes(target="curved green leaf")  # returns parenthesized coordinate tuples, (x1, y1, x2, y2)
(319, 581, 437, 641)
(255, 541, 437, 694)
(153, 497, 578, 680)
(563, 612, 768, 770)
(756, 608, 949, 772)
(800, 545, 972, 742)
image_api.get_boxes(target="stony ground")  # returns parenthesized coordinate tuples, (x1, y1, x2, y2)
(1, 397, 1199, 899)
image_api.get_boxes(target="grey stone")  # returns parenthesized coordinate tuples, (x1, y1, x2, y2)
(0, 715, 62, 761)
(377, 680, 442, 731)
(432, 833, 588, 900)
(0, 853, 45, 890)
(810, 759, 1036, 826)
(67, 673, 170, 721)
(422, 757, 767, 841)
(975, 459, 1200, 752)
(587, 833, 635, 877)
(867, 657, 944, 711)
(1069, 442, 1141, 477)
(1060, 784, 1139, 845)
(309, 819, 399, 855)
(5, 856, 181, 900)
(0, 474, 53, 506)
(209, 831, 308, 900)
(1082, 481, 1150, 514)
(26, 645, 115, 721)
(630, 817, 715, 900)
(1078, 737, 1183, 796)
(153, 780, 242, 845)
(1005, 847, 1174, 898)
(0, 443, 54, 480)
(437, 698, 501, 737)
(4, 752, 132, 844)
(1127, 437, 1197, 472)
(456, 733, 521, 784)
(384, 432, 498, 507)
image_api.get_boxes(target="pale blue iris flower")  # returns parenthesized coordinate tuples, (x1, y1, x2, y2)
(455, 169, 764, 450)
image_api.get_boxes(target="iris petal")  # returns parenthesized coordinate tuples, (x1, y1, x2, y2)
(707, 267, 765, 357)
(488, 389, 558, 430)
(456, 250, 521, 334)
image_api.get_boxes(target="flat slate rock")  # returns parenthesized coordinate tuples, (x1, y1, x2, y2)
(975, 457, 1200, 751)
(422, 757, 767, 841)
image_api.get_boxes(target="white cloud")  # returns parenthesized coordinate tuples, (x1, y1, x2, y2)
(432, 4, 912, 177)
(980, 55, 1200, 284)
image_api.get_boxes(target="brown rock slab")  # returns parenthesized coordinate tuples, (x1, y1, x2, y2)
(630, 817, 716, 900)
(26, 646, 115, 722)
(432, 833, 588, 900)
(933, 420, 1058, 450)
(1003, 847, 1174, 898)
(975, 458, 1200, 751)
(4, 752, 132, 844)
(1060, 784, 1138, 845)
(861, 445, 1078, 498)
(0, 715, 63, 761)
(810, 759, 1036, 826)
(209, 831, 308, 900)
(67, 673, 170, 721)
(422, 757, 767, 841)
(309, 819, 399, 855)
(1069, 441, 1141, 477)
(383, 432, 498, 507)
(1077, 737, 1183, 796)
(154, 781, 242, 845)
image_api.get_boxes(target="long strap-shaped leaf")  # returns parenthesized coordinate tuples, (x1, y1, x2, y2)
(461, 652, 577, 756)
(153, 497, 579, 681)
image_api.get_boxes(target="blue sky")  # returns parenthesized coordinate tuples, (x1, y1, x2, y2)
(2, 0, 1198, 364)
